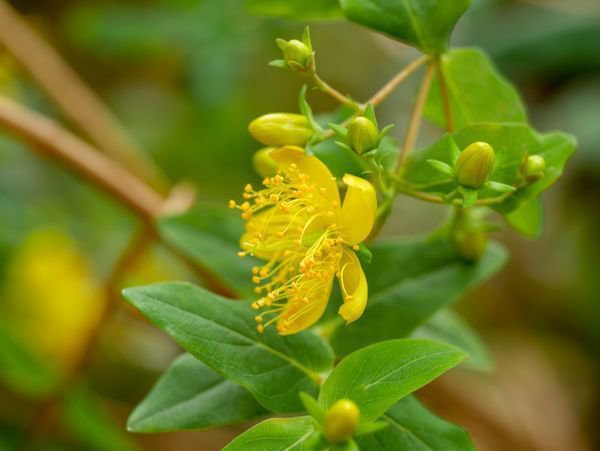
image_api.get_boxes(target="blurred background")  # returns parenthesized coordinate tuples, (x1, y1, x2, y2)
(0, 0, 598, 449)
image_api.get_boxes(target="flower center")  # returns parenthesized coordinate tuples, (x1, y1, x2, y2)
(231, 164, 349, 333)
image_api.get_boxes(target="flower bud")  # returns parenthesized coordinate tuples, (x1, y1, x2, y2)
(252, 147, 278, 177)
(281, 39, 311, 67)
(347, 117, 379, 155)
(248, 113, 313, 147)
(452, 229, 488, 261)
(323, 399, 360, 443)
(455, 142, 496, 189)
(525, 155, 545, 181)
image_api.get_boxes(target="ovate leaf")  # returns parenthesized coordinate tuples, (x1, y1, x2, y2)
(356, 396, 475, 450)
(128, 354, 267, 433)
(330, 237, 506, 356)
(319, 339, 466, 422)
(157, 205, 258, 298)
(413, 309, 493, 371)
(504, 198, 543, 237)
(223, 417, 315, 450)
(123, 283, 334, 413)
(425, 48, 527, 130)
(340, 0, 471, 54)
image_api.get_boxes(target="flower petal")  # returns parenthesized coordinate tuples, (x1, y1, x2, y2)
(271, 146, 340, 207)
(337, 250, 368, 323)
(340, 174, 377, 244)
(277, 276, 335, 335)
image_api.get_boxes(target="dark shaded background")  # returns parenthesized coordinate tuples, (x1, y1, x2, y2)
(0, 0, 599, 450)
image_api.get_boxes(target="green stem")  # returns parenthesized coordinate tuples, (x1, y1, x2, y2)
(311, 72, 362, 112)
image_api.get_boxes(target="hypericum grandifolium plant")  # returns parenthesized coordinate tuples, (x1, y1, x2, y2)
(123, 1, 575, 449)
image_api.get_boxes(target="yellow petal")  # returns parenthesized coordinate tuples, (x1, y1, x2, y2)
(271, 146, 340, 207)
(337, 250, 368, 324)
(340, 174, 377, 244)
(277, 277, 334, 335)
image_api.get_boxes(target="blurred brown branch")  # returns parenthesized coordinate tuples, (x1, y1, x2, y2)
(0, 0, 169, 190)
(0, 94, 235, 297)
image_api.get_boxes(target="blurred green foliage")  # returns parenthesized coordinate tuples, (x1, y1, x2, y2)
(0, 0, 598, 449)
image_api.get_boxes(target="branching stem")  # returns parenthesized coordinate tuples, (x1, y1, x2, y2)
(396, 62, 435, 173)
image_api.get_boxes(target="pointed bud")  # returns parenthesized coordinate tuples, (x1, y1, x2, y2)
(281, 39, 311, 67)
(249, 113, 313, 147)
(347, 117, 379, 155)
(324, 399, 360, 443)
(525, 155, 545, 181)
(252, 147, 278, 177)
(455, 142, 496, 189)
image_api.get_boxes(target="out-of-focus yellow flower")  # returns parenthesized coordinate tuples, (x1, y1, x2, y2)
(4, 229, 103, 372)
(230, 146, 376, 335)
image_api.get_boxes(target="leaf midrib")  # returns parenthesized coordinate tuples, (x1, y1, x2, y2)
(136, 290, 320, 381)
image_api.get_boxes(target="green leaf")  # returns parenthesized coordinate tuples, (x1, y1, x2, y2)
(0, 320, 59, 398)
(123, 282, 334, 413)
(330, 236, 506, 356)
(246, 0, 342, 19)
(128, 353, 267, 433)
(425, 48, 527, 130)
(356, 396, 475, 450)
(223, 416, 316, 450)
(504, 198, 543, 237)
(319, 339, 466, 422)
(157, 205, 257, 298)
(340, 0, 471, 54)
(404, 124, 576, 212)
(62, 385, 139, 451)
(413, 309, 493, 371)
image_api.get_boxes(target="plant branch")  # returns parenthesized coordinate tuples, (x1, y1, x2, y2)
(367, 55, 430, 107)
(0, 94, 236, 297)
(396, 62, 435, 173)
(436, 59, 454, 133)
(311, 72, 362, 112)
(0, 0, 168, 191)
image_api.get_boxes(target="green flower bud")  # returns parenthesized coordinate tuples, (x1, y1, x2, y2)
(281, 39, 311, 67)
(525, 154, 545, 181)
(248, 113, 313, 147)
(456, 142, 496, 189)
(347, 117, 379, 155)
(452, 228, 488, 261)
(252, 147, 278, 178)
(324, 399, 360, 443)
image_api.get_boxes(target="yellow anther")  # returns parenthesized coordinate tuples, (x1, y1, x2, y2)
(228, 200, 236, 209)
(257, 324, 264, 334)
(252, 276, 261, 284)
(244, 184, 253, 192)
(254, 315, 263, 323)
(238, 251, 247, 257)
(352, 244, 359, 251)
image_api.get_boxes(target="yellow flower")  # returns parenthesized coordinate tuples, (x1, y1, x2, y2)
(231, 146, 376, 335)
